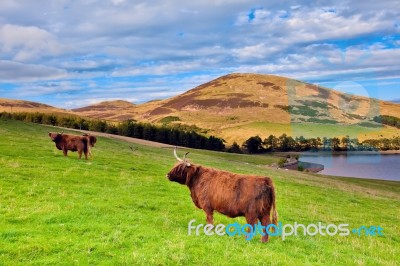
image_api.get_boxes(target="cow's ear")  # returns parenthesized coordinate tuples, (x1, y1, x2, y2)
(48, 132, 51, 137)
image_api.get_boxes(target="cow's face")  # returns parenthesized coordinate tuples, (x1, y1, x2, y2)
(88, 136, 97, 146)
(167, 163, 191, 184)
(48, 132, 62, 142)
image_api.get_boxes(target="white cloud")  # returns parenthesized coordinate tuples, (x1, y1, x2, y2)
(231, 43, 400, 84)
(110, 0, 126, 5)
(111, 60, 217, 77)
(0, 60, 67, 82)
(0, 24, 65, 61)
(235, 6, 394, 48)
(232, 43, 281, 60)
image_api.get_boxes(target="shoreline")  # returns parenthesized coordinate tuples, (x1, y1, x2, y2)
(283, 161, 324, 173)
(279, 151, 400, 182)
(274, 150, 400, 156)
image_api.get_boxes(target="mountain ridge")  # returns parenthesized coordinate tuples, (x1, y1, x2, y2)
(1, 73, 399, 144)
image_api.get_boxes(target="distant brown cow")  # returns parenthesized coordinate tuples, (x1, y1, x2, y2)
(82, 134, 97, 157)
(48, 132, 89, 159)
(166, 148, 278, 242)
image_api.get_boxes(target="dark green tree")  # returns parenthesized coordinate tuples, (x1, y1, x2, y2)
(243, 136, 263, 154)
(226, 142, 243, 153)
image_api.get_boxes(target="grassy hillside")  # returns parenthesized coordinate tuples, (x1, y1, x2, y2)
(219, 121, 400, 144)
(71, 100, 137, 121)
(128, 73, 400, 144)
(0, 119, 399, 265)
(0, 98, 71, 115)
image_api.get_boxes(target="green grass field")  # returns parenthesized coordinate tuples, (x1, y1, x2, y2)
(0, 119, 399, 265)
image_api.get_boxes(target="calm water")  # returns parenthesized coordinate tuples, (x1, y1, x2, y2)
(299, 154, 400, 181)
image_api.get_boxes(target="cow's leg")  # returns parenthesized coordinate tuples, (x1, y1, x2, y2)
(63, 148, 68, 156)
(78, 149, 82, 159)
(260, 214, 271, 242)
(245, 213, 257, 240)
(204, 208, 214, 224)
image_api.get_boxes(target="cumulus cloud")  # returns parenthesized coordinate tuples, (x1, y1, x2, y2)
(0, 60, 67, 82)
(111, 59, 220, 77)
(0, 24, 65, 61)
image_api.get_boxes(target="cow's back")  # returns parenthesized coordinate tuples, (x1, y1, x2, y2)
(194, 168, 273, 217)
(62, 135, 84, 151)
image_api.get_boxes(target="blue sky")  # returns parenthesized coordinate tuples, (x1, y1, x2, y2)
(0, 0, 399, 108)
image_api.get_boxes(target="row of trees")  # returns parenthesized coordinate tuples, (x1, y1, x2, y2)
(2, 111, 398, 153)
(241, 134, 400, 153)
(0, 112, 225, 151)
(374, 115, 400, 129)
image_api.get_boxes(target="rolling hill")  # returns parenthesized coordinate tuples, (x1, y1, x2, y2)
(2, 73, 400, 144)
(0, 98, 69, 115)
(72, 100, 137, 121)
(72, 73, 400, 143)
(132, 74, 398, 139)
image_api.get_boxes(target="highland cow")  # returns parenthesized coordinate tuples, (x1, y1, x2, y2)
(166, 148, 278, 242)
(48, 132, 89, 159)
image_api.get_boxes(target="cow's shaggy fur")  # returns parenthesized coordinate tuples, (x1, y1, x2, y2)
(48, 132, 89, 159)
(167, 160, 278, 242)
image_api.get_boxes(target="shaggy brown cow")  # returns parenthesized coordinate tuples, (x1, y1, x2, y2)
(167, 148, 278, 242)
(82, 134, 97, 157)
(48, 132, 89, 159)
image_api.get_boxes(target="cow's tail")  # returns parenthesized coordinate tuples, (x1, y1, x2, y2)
(82, 137, 89, 155)
(270, 183, 278, 232)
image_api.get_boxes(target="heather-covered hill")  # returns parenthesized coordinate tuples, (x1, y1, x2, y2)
(3, 73, 400, 144)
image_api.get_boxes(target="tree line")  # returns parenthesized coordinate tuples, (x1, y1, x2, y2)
(2, 111, 398, 153)
(0, 112, 225, 151)
(240, 133, 400, 154)
(373, 115, 400, 129)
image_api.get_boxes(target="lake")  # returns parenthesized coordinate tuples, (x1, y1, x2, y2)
(299, 153, 400, 181)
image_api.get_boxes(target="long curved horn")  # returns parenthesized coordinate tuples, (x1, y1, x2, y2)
(174, 147, 183, 162)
